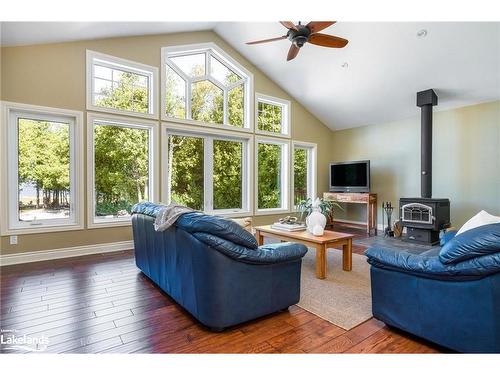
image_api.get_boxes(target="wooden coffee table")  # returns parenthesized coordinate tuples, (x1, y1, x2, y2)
(254, 225, 354, 280)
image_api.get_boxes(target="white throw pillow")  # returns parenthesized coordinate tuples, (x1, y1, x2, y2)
(456, 210, 500, 236)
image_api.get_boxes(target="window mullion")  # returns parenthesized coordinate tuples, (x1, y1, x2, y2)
(69, 119, 76, 221)
(167, 60, 190, 82)
(206, 51, 211, 78)
(186, 77, 192, 120)
(226, 79, 244, 91)
(9, 114, 20, 227)
(281, 144, 286, 210)
(204, 137, 214, 213)
(307, 149, 313, 200)
(242, 140, 249, 212)
(223, 88, 228, 125)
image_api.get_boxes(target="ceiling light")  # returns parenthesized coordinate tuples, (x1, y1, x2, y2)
(341, 62, 349, 68)
(417, 29, 428, 38)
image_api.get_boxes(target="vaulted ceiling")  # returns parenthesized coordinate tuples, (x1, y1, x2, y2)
(2, 21, 499, 130)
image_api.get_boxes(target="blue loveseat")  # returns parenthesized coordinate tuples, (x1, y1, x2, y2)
(131, 202, 308, 330)
(365, 223, 500, 353)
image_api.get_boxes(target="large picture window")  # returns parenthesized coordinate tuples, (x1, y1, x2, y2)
(292, 142, 317, 208)
(164, 125, 251, 216)
(88, 114, 157, 227)
(162, 43, 253, 131)
(86, 50, 158, 118)
(1, 102, 83, 235)
(255, 137, 290, 214)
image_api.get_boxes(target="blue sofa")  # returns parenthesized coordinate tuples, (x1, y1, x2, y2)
(131, 202, 308, 330)
(365, 223, 500, 353)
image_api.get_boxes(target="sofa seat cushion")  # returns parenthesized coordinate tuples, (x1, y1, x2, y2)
(176, 212, 258, 249)
(439, 223, 500, 264)
(365, 246, 500, 281)
(192, 232, 308, 264)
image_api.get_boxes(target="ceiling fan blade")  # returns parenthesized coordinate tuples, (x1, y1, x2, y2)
(246, 35, 287, 45)
(309, 33, 348, 48)
(306, 21, 336, 33)
(287, 44, 300, 61)
(280, 21, 298, 31)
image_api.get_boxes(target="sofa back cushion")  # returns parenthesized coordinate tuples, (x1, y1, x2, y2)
(439, 223, 500, 264)
(192, 232, 307, 264)
(176, 212, 258, 249)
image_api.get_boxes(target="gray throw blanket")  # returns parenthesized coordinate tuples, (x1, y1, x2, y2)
(154, 202, 194, 232)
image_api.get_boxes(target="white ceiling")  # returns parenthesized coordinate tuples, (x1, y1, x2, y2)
(215, 22, 500, 130)
(2, 21, 499, 130)
(0, 22, 217, 46)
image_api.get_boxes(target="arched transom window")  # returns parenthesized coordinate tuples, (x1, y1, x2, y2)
(161, 43, 253, 130)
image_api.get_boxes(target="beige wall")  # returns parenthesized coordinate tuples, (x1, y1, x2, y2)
(330, 100, 500, 228)
(0, 31, 334, 254)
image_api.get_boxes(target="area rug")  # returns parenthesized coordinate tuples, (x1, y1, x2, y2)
(297, 248, 372, 330)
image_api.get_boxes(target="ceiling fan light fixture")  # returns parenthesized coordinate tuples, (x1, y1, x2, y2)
(246, 21, 347, 61)
(293, 36, 308, 48)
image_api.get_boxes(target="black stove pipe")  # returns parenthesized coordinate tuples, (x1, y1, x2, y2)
(417, 89, 438, 199)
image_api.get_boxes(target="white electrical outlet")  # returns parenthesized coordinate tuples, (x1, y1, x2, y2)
(10, 235, 18, 245)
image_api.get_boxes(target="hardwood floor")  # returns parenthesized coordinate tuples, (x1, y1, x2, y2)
(0, 228, 445, 354)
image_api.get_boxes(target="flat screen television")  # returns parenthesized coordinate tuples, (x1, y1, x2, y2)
(329, 160, 370, 193)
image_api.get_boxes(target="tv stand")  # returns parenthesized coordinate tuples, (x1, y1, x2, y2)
(323, 192, 377, 236)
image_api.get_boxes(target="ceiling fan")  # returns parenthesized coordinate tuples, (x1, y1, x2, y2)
(246, 21, 348, 61)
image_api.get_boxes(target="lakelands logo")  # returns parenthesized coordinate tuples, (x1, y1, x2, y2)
(1, 329, 49, 352)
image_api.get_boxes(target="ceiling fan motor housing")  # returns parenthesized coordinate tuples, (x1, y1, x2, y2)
(288, 25, 311, 47)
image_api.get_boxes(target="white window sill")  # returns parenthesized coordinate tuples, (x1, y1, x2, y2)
(207, 210, 253, 218)
(1, 223, 84, 236)
(254, 208, 291, 216)
(87, 218, 132, 229)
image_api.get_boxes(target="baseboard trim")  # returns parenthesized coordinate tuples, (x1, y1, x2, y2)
(0, 240, 134, 266)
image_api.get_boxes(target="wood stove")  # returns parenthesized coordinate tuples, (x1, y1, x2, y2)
(399, 89, 450, 245)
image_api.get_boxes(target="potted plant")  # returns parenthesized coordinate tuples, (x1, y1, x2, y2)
(297, 197, 343, 231)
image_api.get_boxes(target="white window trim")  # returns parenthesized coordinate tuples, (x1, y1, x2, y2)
(255, 93, 291, 138)
(86, 50, 159, 119)
(161, 122, 253, 218)
(161, 42, 254, 133)
(254, 136, 290, 216)
(0, 101, 84, 235)
(292, 141, 317, 211)
(87, 112, 159, 228)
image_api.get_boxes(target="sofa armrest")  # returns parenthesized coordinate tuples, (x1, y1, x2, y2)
(192, 232, 308, 264)
(439, 223, 500, 264)
(365, 246, 500, 281)
(258, 242, 309, 263)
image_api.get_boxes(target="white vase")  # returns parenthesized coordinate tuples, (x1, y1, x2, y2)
(312, 224, 324, 236)
(306, 198, 327, 236)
